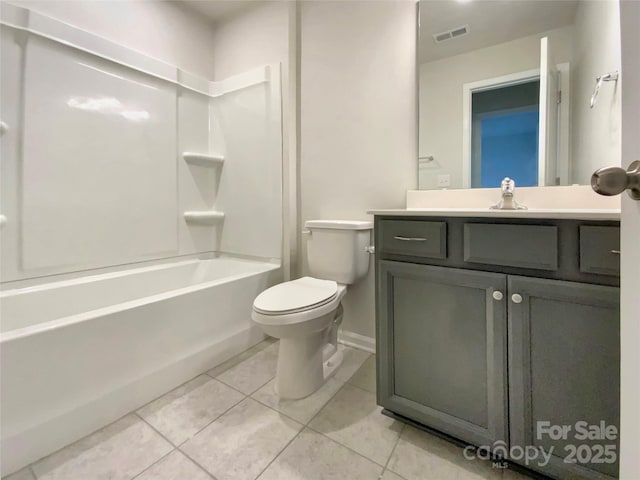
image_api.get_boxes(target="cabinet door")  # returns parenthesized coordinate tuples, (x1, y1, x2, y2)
(377, 260, 508, 446)
(508, 276, 620, 480)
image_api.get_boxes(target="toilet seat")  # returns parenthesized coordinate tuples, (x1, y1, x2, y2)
(253, 277, 338, 315)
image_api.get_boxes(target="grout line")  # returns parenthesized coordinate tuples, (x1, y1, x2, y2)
(343, 381, 376, 396)
(379, 423, 406, 479)
(250, 377, 347, 427)
(205, 339, 277, 378)
(304, 423, 390, 470)
(252, 427, 304, 480)
(212, 372, 276, 397)
(135, 372, 214, 415)
(304, 381, 350, 427)
(174, 394, 249, 448)
(135, 411, 222, 480)
(22, 411, 141, 477)
(205, 373, 255, 397)
(176, 447, 219, 480)
(134, 412, 179, 447)
(175, 395, 302, 480)
(130, 448, 176, 480)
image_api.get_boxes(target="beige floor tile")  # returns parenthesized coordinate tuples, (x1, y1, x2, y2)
(32, 414, 172, 480)
(3, 468, 35, 480)
(334, 345, 371, 383)
(136, 450, 211, 480)
(381, 470, 407, 480)
(387, 426, 502, 480)
(251, 376, 345, 424)
(309, 384, 403, 465)
(215, 342, 279, 394)
(137, 374, 244, 445)
(207, 338, 277, 378)
(348, 354, 377, 393)
(258, 428, 382, 480)
(181, 398, 302, 480)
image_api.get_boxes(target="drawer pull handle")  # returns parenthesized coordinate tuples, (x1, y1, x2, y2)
(393, 236, 427, 242)
(611, 250, 621, 255)
(511, 294, 523, 304)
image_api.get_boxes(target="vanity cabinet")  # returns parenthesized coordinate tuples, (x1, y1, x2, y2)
(378, 261, 508, 447)
(508, 276, 620, 480)
(375, 216, 621, 480)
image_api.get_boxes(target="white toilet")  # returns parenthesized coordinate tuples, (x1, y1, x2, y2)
(251, 220, 373, 399)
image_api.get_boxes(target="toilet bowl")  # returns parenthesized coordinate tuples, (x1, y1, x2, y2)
(252, 277, 347, 399)
(251, 220, 373, 399)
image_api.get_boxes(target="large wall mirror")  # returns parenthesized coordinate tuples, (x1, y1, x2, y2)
(417, 0, 622, 190)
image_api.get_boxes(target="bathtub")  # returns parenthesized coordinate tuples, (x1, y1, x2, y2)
(0, 256, 280, 475)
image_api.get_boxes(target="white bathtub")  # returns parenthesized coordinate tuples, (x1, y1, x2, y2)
(0, 256, 280, 475)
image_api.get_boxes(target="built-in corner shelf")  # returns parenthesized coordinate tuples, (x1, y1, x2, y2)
(184, 211, 225, 225)
(182, 152, 224, 167)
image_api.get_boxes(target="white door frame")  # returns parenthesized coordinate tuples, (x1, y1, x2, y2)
(618, 0, 640, 476)
(462, 69, 540, 188)
(461, 66, 570, 188)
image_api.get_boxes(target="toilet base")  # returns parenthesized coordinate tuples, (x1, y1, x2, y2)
(275, 330, 344, 400)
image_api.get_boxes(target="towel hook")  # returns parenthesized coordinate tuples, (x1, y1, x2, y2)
(590, 71, 619, 108)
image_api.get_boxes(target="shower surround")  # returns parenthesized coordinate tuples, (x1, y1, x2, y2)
(0, 4, 283, 475)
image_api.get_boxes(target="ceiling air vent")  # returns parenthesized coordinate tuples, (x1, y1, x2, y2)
(432, 24, 470, 44)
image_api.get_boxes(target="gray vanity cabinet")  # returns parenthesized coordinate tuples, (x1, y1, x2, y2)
(508, 275, 620, 480)
(375, 216, 621, 480)
(378, 261, 508, 447)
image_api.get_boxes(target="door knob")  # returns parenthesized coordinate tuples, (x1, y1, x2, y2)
(511, 294, 523, 304)
(492, 291, 504, 301)
(591, 160, 640, 200)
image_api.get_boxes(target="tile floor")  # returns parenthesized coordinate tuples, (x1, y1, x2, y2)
(5, 338, 532, 480)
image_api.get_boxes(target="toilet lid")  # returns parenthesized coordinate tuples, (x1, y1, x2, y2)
(253, 277, 338, 314)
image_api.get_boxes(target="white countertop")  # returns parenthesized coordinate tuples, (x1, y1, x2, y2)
(367, 208, 621, 220)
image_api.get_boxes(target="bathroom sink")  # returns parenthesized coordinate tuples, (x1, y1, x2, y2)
(367, 208, 620, 220)
(368, 185, 621, 221)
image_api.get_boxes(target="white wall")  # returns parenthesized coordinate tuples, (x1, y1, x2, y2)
(211, 1, 293, 270)
(299, 1, 417, 339)
(211, 2, 290, 82)
(419, 26, 574, 189)
(10, 0, 216, 79)
(570, 0, 621, 184)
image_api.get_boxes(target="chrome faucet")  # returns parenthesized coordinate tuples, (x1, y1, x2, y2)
(490, 177, 527, 210)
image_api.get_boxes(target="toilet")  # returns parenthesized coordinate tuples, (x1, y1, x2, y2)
(251, 220, 373, 399)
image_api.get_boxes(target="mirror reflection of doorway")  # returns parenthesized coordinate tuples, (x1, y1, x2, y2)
(471, 80, 540, 188)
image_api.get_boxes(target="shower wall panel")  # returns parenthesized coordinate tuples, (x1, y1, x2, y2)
(0, 4, 283, 283)
(21, 36, 178, 272)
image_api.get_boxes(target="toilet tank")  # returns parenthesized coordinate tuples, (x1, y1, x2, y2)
(305, 220, 373, 285)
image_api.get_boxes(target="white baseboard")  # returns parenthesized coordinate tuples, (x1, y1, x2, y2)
(338, 330, 376, 354)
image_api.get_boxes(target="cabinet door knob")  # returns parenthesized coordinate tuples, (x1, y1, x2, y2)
(492, 291, 504, 301)
(511, 294, 523, 304)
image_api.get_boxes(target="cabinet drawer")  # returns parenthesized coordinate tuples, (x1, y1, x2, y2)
(379, 220, 446, 259)
(464, 223, 558, 270)
(580, 226, 620, 276)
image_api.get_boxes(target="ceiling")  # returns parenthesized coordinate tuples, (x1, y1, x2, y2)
(419, 0, 580, 64)
(181, 0, 264, 24)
